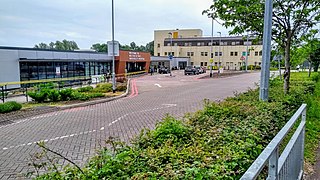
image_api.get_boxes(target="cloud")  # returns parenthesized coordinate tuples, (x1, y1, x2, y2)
(0, 0, 230, 49)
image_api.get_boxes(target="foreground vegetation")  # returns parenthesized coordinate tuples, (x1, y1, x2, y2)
(0, 101, 22, 113)
(32, 72, 320, 179)
(27, 82, 126, 103)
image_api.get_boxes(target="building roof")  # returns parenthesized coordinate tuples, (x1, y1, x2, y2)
(0, 46, 107, 54)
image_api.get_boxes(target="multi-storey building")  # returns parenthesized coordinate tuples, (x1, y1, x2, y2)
(154, 29, 263, 70)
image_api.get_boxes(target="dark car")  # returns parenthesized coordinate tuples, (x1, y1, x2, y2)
(184, 66, 199, 75)
(159, 66, 170, 74)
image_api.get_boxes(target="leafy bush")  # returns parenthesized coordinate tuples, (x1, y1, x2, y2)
(77, 86, 93, 93)
(27, 91, 48, 103)
(116, 84, 127, 91)
(0, 101, 22, 113)
(93, 83, 113, 93)
(59, 88, 74, 101)
(47, 89, 60, 102)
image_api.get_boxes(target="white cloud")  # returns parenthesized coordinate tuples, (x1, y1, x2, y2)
(0, 0, 230, 49)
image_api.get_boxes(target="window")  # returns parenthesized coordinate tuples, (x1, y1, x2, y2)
(184, 42, 189, 46)
(255, 51, 259, 56)
(211, 53, 214, 58)
(224, 42, 228, 45)
(231, 42, 236, 45)
(201, 52, 205, 56)
(205, 52, 208, 56)
(187, 52, 190, 56)
(215, 52, 218, 56)
(197, 42, 201, 46)
(230, 52, 234, 56)
(165, 52, 168, 56)
(191, 62, 194, 66)
(174, 43, 178, 46)
(157, 53, 160, 56)
(204, 62, 208, 66)
(201, 62, 204, 66)
(190, 52, 194, 56)
(219, 52, 223, 56)
(171, 52, 175, 56)
(157, 44, 160, 48)
(259, 51, 263, 56)
(236, 42, 240, 45)
(167, 43, 171, 46)
(235, 52, 238, 56)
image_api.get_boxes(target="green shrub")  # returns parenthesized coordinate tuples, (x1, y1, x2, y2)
(47, 89, 60, 102)
(0, 101, 22, 113)
(27, 91, 48, 103)
(94, 83, 113, 93)
(116, 84, 127, 91)
(87, 93, 105, 99)
(59, 88, 74, 101)
(77, 86, 93, 93)
(70, 91, 89, 101)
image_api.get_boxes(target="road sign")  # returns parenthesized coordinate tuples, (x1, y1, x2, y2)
(107, 41, 120, 56)
(168, 55, 173, 60)
(242, 52, 246, 56)
(240, 56, 245, 61)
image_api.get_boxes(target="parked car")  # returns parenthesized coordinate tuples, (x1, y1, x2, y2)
(195, 66, 203, 74)
(159, 66, 170, 74)
(184, 66, 199, 75)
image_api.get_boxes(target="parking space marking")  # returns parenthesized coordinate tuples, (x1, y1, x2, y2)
(154, 84, 162, 88)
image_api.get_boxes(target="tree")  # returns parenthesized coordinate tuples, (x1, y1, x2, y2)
(145, 41, 154, 56)
(91, 43, 107, 52)
(34, 43, 50, 49)
(204, 0, 320, 93)
(34, 40, 79, 51)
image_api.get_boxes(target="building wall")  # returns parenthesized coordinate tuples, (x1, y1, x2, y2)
(154, 29, 263, 70)
(117, 50, 151, 74)
(154, 29, 203, 57)
(0, 49, 21, 87)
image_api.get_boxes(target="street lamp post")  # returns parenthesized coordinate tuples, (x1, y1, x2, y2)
(210, 16, 214, 78)
(168, 32, 173, 76)
(245, 30, 249, 72)
(111, 0, 116, 93)
(217, 32, 221, 76)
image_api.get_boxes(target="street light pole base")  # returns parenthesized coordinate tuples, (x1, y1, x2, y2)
(210, 73, 212, 77)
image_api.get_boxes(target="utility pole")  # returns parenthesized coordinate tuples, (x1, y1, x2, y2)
(259, 0, 272, 101)
(245, 31, 249, 72)
(111, 0, 116, 93)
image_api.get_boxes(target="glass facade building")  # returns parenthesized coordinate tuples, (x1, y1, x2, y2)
(19, 61, 112, 81)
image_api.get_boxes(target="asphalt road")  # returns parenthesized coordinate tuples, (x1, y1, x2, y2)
(0, 71, 261, 179)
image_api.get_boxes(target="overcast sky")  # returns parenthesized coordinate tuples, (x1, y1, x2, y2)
(0, 0, 233, 49)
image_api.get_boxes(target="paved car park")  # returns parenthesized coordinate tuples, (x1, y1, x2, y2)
(0, 70, 260, 179)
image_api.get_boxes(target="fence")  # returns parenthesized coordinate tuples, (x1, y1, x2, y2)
(241, 104, 307, 180)
(0, 70, 147, 103)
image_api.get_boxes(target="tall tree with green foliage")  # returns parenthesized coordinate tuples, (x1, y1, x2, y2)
(34, 39, 79, 51)
(91, 43, 107, 52)
(146, 41, 154, 56)
(204, 0, 320, 93)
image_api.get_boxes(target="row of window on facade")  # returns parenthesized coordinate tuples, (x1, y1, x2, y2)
(193, 61, 262, 67)
(159, 41, 254, 47)
(19, 61, 111, 81)
(161, 51, 263, 57)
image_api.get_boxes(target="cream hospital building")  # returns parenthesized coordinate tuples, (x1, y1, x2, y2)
(154, 29, 263, 70)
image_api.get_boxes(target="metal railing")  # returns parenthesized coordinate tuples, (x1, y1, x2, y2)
(241, 104, 307, 180)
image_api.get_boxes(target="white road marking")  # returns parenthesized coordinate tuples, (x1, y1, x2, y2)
(154, 83, 162, 87)
(1, 104, 179, 151)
